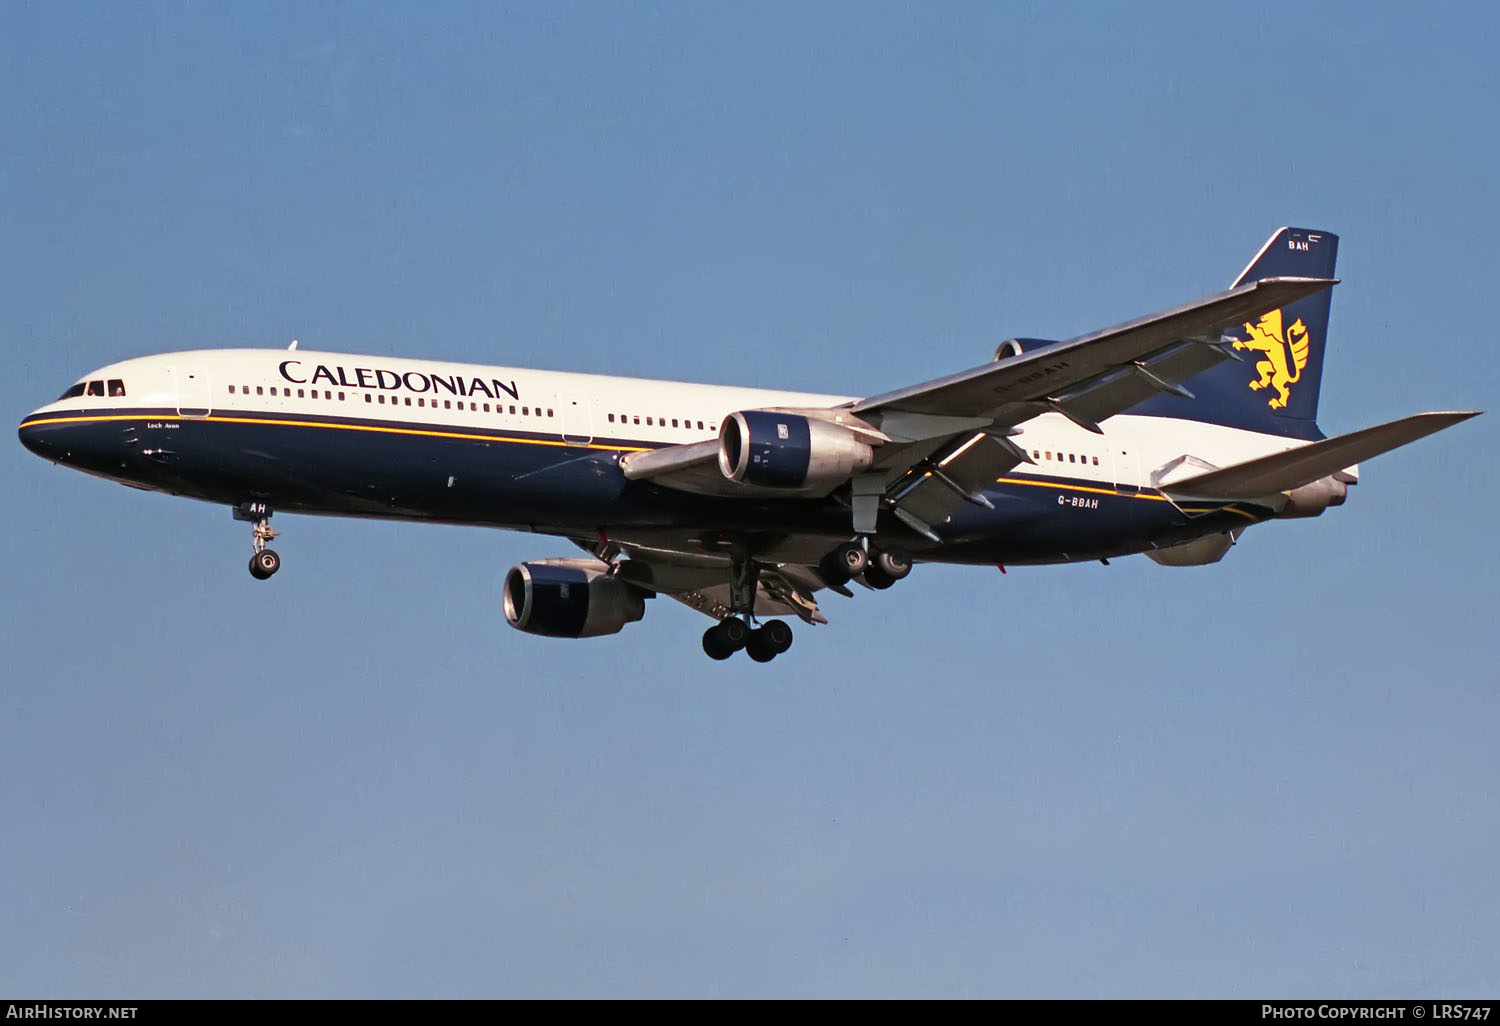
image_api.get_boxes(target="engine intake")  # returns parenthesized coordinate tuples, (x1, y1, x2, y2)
(993, 337, 1058, 361)
(503, 559, 647, 639)
(718, 411, 873, 491)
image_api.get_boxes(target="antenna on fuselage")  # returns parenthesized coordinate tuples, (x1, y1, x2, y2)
(288, 339, 299, 351)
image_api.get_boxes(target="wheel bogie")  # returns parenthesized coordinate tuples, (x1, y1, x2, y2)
(704, 618, 795, 662)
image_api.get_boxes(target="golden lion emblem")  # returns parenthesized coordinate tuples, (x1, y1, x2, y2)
(1233, 309, 1309, 410)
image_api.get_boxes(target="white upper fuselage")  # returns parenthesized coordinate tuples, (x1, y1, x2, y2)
(27, 347, 1320, 493)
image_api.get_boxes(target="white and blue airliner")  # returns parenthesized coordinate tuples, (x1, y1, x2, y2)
(18, 228, 1478, 661)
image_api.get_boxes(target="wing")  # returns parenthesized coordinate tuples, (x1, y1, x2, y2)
(624, 276, 1337, 531)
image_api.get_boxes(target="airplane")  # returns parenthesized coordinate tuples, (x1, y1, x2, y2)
(17, 227, 1479, 662)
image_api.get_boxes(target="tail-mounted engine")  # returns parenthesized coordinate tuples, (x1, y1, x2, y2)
(993, 337, 1058, 361)
(503, 559, 648, 639)
(718, 411, 874, 491)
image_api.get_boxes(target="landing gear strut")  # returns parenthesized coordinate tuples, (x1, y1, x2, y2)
(701, 546, 796, 662)
(235, 502, 281, 580)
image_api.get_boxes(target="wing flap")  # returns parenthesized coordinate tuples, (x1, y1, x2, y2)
(1165, 411, 1480, 499)
(888, 432, 1023, 525)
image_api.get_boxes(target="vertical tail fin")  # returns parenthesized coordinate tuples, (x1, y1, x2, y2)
(1130, 227, 1338, 440)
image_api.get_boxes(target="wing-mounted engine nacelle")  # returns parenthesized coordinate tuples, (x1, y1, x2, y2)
(1277, 475, 1350, 519)
(993, 337, 1057, 361)
(718, 411, 874, 491)
(503, 559, 647, 639)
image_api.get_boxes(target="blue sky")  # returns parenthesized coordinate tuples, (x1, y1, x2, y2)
(3, 1, 1496, 998)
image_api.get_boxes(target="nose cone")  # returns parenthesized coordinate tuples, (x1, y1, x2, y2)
(18, 413, 60, 460)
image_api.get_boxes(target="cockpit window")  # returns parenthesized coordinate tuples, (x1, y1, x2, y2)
(107, 379, 125, 397)
(59, 383, 87, 400)
(86, 380, 105, 397)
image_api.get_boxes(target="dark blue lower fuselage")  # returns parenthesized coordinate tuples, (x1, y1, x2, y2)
(18, 406, 1266, 565)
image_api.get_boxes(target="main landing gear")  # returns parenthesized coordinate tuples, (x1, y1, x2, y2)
(234, 502, 281, 580)
(702, 616, 794, 662)
(701, 546, 796, 663)
(817, 540, 912, 590)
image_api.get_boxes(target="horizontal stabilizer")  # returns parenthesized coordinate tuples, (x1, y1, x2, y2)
(1165, 411, 1480, 499)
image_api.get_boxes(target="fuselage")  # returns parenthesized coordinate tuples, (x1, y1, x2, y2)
(18, 348, 1305, 565)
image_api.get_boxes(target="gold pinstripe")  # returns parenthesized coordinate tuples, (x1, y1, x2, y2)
(18, 412, 652, 453)
(992, 474, 1261, 521)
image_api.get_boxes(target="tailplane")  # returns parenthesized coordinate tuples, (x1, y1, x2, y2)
(1129, 227, 1339, 440)
(1161, 411, 1480, 500)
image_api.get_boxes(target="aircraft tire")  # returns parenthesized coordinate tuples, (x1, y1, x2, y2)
(745, 634, 778, 662)
(874, 547, 912, 581)
(819, 542, 868, 585)
(702, 627, 734, 660)
(716, 616, 750, 652)
(249, 549, 280, 580)
(759, 619, 794, 654)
